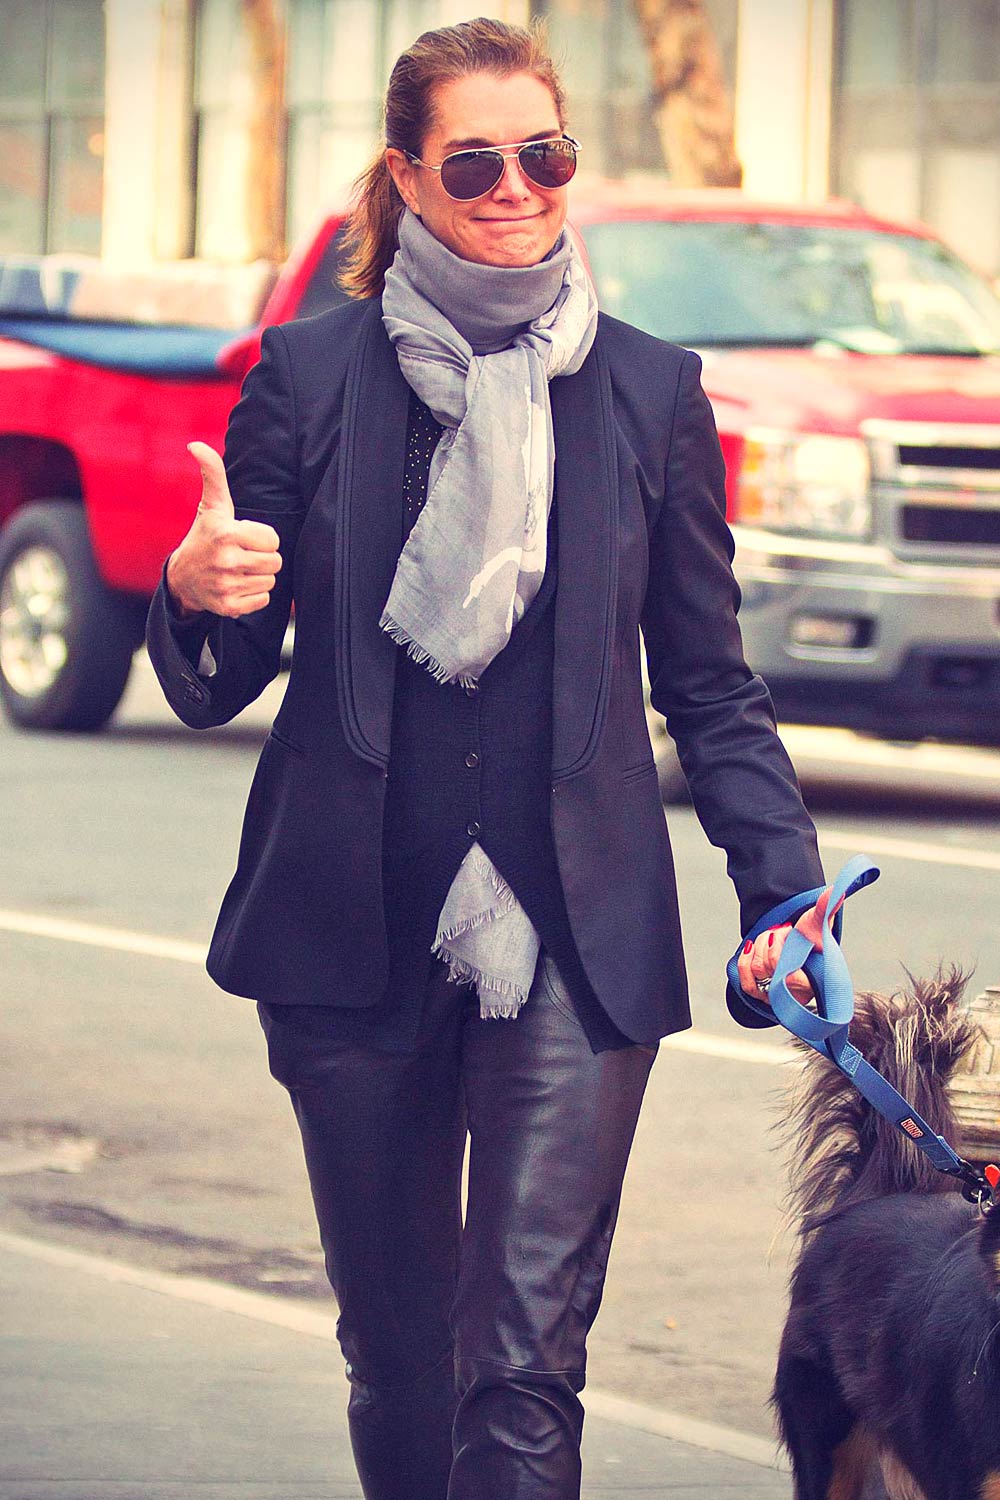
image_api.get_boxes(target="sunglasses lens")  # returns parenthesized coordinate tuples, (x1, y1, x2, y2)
(518, 139, 578, 189)
(438, 140, 579, 199)
(440, 150, 505, 200)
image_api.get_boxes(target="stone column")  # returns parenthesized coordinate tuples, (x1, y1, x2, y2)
(734, 0, 833, 202)
(102, 0, 195, 263)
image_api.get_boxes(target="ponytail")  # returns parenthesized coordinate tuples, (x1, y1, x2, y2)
(339, 151, 405, 300)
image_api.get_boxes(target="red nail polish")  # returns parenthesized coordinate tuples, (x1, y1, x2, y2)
(743, 940, 752, 954)
(768, 932, 774, 948)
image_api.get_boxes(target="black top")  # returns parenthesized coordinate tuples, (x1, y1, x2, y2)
(310, 391, 629, 1054)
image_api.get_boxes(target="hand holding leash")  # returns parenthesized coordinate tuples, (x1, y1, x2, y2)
(737, 884, 844, 1007)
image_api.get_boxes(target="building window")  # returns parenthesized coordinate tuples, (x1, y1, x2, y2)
(193, 0, 259, 260)
(0, 0, 106, 255)
(284, 0, 441, 248)
(285, 0, 382, 247)
(833, 0, 1000, 276)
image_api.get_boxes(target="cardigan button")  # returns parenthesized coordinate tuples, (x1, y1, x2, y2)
(467, 820, 481, 837)
(464, 751, 480, 768)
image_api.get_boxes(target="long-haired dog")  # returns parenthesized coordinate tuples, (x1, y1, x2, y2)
(772, 967, 1000, 1500)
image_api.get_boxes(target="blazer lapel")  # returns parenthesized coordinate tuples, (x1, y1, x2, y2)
(335, 306, 409, 767)
(550, 329, 619, 779)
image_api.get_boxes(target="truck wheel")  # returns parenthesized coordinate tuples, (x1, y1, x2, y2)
(0, 501, 135, 731)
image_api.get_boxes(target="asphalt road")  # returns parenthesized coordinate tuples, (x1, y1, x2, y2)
(2, 653, 999, 1441)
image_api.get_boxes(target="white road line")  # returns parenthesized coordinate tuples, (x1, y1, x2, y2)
(663, 1030, 792, 1066)
(0, 907, 788, 1066)
(0, 1228, 787, 1472)
(819, 830, 1000, 873)
(781, 726, 1000, 781)
(0, 909, 204, 964)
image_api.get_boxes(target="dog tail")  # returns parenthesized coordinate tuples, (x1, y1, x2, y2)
(779, 965, 980, 1236)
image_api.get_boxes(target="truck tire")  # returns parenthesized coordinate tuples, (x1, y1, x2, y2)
(0, 501, 136, 731)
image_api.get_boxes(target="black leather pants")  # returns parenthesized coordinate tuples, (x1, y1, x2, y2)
(256, 949, 658, 1500)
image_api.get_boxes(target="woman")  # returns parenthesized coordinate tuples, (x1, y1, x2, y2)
(148, 18, 828, 1500)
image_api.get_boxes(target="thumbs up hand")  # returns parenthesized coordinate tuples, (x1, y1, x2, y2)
(737, 884, 845, 1007)
(165, 442, 282, 618)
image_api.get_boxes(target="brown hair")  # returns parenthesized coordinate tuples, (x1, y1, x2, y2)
(339, 17, 567, 299)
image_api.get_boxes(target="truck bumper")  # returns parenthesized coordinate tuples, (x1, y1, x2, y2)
(733, 527, 1000, 743)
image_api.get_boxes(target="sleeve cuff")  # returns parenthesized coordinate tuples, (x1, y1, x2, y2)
(162, 556, 211, 632)
(159, 557, 218, 677)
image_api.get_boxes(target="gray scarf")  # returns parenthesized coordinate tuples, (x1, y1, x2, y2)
(380, 208, 598, 1019)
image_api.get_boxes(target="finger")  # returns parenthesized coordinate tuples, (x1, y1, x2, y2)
(222, 575, 278, 603)
(738, 942, 772, 996)
(751, 924, 789, 974)
(232, 519, 281, 552)
(228, 592, 272, 616)
(785, 967, 816, 1003)
(215, 590, 273, 618)
(222, 548, 282, 579)
(737, 959, 771, 1003)
(737, 945, 756, 994)
(188, 442, 235, 518)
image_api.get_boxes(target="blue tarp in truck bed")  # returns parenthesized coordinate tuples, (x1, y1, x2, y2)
(0, 316, 242, 378)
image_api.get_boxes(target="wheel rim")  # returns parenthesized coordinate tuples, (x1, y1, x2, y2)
(0, 544, 71, 699)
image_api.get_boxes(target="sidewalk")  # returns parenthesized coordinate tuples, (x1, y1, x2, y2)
(0, 1232, 791, 1499)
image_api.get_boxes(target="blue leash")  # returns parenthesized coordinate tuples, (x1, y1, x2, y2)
(726, 855, 993, 1205)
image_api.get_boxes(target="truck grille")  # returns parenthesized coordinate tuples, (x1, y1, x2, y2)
(901, 506, 1000, 546)
(897, 443, 1000, 472)
(863, 419, 1000, 557)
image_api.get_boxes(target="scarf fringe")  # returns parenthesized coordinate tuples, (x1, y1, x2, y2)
(379, 611, 457, 684)
(380, 611, 480, 691)
(434, 949, 528, 1019)
(432, 855, 520, 949)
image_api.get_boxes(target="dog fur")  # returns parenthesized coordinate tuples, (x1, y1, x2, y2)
(772, 968, 1000, 1500)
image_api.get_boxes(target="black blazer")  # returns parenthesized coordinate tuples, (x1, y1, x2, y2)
(147, 297, 824, 1045)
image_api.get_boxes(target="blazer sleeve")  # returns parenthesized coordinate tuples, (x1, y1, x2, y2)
(146, 322, 306, 728)
(640, 348, 826, 1021)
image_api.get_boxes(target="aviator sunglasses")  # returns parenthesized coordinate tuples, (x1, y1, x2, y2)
(403, 135, 581, 202)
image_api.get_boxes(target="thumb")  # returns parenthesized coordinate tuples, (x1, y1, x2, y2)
(187, 441, 234, 517)
(794, 883, 845, 951)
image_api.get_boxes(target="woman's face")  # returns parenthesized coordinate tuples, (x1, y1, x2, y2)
(386, 70, 569, 268)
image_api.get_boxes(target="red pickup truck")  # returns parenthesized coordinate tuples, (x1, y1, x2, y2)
(2, 187, 999, 770)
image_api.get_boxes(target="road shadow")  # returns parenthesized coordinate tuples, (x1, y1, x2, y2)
(104, 721, 269, 751)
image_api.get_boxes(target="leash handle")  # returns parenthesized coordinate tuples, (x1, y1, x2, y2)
(726, 856, 987, 1193)
(725, 854, 879, 1030)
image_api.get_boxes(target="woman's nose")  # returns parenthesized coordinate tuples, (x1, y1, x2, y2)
(492, 152, 532, 199)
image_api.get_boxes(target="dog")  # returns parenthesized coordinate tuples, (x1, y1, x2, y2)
(772, 967, 1000, 1500)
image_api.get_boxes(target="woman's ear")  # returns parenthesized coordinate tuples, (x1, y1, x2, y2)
(385, 149, 421, 217)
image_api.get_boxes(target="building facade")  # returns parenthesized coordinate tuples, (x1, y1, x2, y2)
(0, 0, 998, 278)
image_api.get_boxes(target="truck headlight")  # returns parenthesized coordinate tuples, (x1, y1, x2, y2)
(737, 430, 872, 538)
